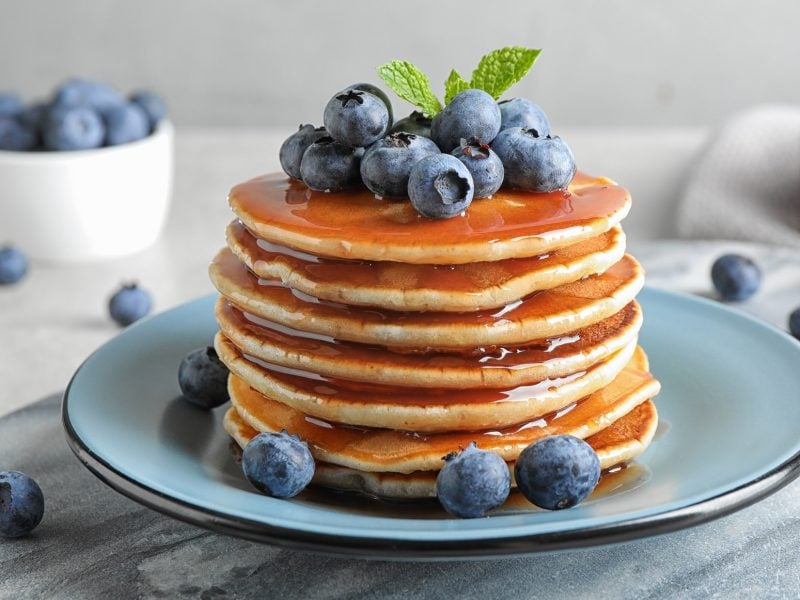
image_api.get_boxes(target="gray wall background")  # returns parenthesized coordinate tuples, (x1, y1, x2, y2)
(2, 0, 799, 128)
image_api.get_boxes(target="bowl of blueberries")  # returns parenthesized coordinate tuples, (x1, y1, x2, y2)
(0, 79, 173, 262)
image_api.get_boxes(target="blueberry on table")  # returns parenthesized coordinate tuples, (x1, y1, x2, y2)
(498, 98, 551, 135)
(431, 89, 501, 152)
(389, 111, 432, 138)
(299, 136, 362, 192)
(43, 106, 105, 151)
(360, 131, 440, 198)
(451, 137, 504, 199)
(108, 282, 152, 326)
(710, 254, 762, 302)
(789, 307, 800, 340)
(408, 153, 474, 219)
(349, 82, 393, 124)
(129, 90, 167, 132)
(0, 246, 28, 285)
(0, 116, 37, 151)
(103, 102, 150, 146)
(514, 434, 600, 510)
(436, 443, 510, 518)
(242, 431, 315, 498)
(178, 346, 230, 409)
(0, 93, 24, 118)
(53, 78, 125, 113)
(323, 88, 389, 148)
(491, 127, 576, 192)
(0, 471, 45, 538)
(279, 124, 328, 180)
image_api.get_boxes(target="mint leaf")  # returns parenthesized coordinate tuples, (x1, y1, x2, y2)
(444, 69, 470, 104)
(470, 47, 541, 100)
(377, 60, 443, 117)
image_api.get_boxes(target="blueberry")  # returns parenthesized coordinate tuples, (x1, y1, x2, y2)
(514, 434, 600, 510)
(789, 307, 800, 340)
(129, 91, 167, 132)
(710, 254, 762, 302)
(408, 154, 474, 219)
(242, 431, 315, 498)
(350, 82, 393, 124)
(299, 136, 362, 192)
(451, 137, 504, 199)
(0, 116, 37, 151)
(498, 98, 551, 135)
(491, 127, 576, 192)
(360, 132, 440, 198)
(108, 282, 152, 326)
(431, 89, 501, 152)
(0, 471, 45, 538)
(103, 102, 149, 146)
(0, 245, 28, 284)
(323, 88, 389, 148)
(389, 111, 432, 137)
(279, 124, 328, 180)
(53, 78, 125, 113)
(43, 105, 105, 151)
(436, 443, 510, 518)
(178, 346, 230, 409)
(0, 93, 24, 118)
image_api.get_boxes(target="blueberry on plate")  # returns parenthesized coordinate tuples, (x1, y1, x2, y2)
(279, 124, 328, 180)
(52, 78, 125, 114)
(299, 136, 362, 192)
(789, 307, 800, 340)
(323, 88, 389, 148)
(43, 105, 105, 151)
(350, 82, 393, 124)
(408, 153, 474, 219)
(431, 89, 501, 152)
(710, 254, 762, 302)
(0, 245, 28, 284)
(242, 431, 315, 498)
(360, 131, 440, 198)
(514, 434, 600, 510)
(178, 346, 230, 409)
(0, 93, 24, 118)
(129, 90, 167, 133)
(0, 116, 37, 151)
(108, 282, 152, 326)
(491, 127, 576, 192)
(451, 137, 504, 199)
(0, 470, 45, 538)
(389, 111, 432, 137)
(436, 443, 510, 518)
(498, 98, 551, 135)
(103, 102, 150, 146)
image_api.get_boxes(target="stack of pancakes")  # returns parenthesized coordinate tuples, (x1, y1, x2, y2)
(210, 171, 661, 500)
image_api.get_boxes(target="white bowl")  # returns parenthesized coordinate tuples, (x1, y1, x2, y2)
(0, 121, 174, 262)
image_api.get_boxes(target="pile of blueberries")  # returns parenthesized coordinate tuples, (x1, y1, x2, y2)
(279, 83, 576, 219)
(0, 79, 166, 152)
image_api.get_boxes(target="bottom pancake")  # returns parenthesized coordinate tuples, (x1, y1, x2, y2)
(224, 400, 658, 499)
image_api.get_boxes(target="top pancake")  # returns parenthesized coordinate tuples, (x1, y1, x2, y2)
(229, 172, 631, 264)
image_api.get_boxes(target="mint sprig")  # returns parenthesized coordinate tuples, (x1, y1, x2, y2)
(378, 46, 541, 117)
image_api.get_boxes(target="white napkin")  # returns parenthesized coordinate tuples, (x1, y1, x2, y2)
(677, 105, 800, 247)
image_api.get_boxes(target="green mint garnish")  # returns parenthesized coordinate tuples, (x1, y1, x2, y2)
(377, 60, 443, 118)
(444, 69, 471, 105)
(469, 47, 541, 100)
(378, 46, 542, 115)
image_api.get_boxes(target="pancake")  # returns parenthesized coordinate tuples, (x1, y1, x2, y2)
(224, 399, 658, 499)
(216, 333, 637, 432)
(209, 249, 645, 348)
(215, 298, 642, 389)
(229, 172, 631, 265)
(225, 345, 660, 473)
(226, 220, 627, 312)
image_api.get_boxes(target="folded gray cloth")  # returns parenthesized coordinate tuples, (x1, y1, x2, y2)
(677, 105, 800, 247)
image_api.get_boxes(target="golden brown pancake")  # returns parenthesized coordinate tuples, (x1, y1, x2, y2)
(226, 220, 627, 312)
(209, 248, 645, 348)
(215, 298, 642, 389)
(225, 345, 660, 473)
(228, 172, 631, 264)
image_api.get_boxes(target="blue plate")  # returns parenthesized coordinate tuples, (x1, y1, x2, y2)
(63, 288, 800, 558)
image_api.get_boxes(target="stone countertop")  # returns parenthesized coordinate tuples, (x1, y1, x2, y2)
(2, 128, 800, 598)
